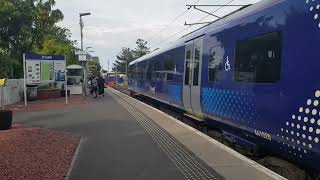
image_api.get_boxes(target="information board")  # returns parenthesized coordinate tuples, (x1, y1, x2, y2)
(26, 60, 41, 84)
(54, 61, 66, 81)
(41, 60, 55, 81)
(24, 53, 66, 84)
(23, 53, 68, 107)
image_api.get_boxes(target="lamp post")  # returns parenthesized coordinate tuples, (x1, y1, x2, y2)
(80, 13, 91, 51)
(79, 12, 91, 96)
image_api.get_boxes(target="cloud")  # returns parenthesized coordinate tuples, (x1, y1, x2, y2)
(55, 0, 262, 69)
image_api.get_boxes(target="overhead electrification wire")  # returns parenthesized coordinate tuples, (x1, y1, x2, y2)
(150, 26, 190, 49)
(146, 0, 201, 43)
(150, 0, 237, 49)
(147, 10, 188, 42)
(192, 0, 201, 5)
(195, 0, 236, 23)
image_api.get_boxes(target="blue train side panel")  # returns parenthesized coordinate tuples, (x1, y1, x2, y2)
(129, 47, 185, 107)
(129, 0, 320, 172)
(200, 0, 320, 171)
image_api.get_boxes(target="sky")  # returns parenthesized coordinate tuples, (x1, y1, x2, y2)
(55, 0, 261, 71)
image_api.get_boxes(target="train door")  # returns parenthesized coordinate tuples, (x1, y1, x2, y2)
(183, 37, 203, 116)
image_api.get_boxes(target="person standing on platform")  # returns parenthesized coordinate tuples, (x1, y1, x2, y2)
(88, 77, 93, 95)
(97, 75, 105, 97)
(91, 77, 98, 98)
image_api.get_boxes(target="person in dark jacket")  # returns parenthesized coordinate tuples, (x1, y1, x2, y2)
(91, 77, 98, 98)
(97, 75, 105, 97)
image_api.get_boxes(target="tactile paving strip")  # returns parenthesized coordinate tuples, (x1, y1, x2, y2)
(108, 90, 225, 180)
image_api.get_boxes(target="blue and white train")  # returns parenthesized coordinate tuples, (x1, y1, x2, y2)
(128, 0, 320, 173)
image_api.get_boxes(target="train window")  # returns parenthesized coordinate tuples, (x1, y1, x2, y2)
(128, 66, 135, 81)
(164, 57, 175, 81)
(142, 65, 147, 80)
(153, 61, 162, 81)
(137, 67, 142, 80)
(185, 50, 191, 85)
(234, 32, 282, 83)
(208, 45, 224, 82)
(146, 63, 153, 80)
(138, 64, 146, 80)
(193, 44, 201, 86)
(151, 63, 155, 81)
(131, 66, 136, 81)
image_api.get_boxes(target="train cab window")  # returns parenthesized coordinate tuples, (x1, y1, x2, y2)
(208, 45, 224, 82)
(234, 32, 282, 83)
(164, 57, 175, 81)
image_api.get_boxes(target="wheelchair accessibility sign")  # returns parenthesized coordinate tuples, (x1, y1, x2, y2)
(225, 56, 231, 72)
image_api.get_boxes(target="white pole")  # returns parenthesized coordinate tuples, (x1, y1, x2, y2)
(1, 86, 3, 110)
(65, 57, 68, 105)
(84, 60, 87, 96)
(65, 71, 68, 104)
(23, 53, 27, 107)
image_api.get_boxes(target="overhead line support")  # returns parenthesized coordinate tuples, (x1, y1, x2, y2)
(184, 4, 252, 26)
(193, 6, 221, 18)
(186, 4, 250, 19)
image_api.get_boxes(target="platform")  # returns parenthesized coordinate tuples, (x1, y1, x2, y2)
(13, 88, 287, 180)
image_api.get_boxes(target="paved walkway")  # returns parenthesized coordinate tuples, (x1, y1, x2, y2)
(8, 95, 93, 112)
(13, 88, 286, 180)
(13, 90, 222, 180)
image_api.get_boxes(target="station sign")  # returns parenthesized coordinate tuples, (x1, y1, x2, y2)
(77, 51, 87, 62)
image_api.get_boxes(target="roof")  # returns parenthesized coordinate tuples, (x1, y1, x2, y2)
(67, 64, 83, 70)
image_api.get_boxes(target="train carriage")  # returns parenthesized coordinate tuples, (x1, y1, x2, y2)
(128, 0, 320, 174)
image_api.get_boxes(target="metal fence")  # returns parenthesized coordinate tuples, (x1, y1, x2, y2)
(0, 79, 24, 107)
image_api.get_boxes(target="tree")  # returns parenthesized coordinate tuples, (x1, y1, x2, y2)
(0, 0, 37, 78)
(33, 0, 64, 49)
(35, 36, 78, 65)
(112, 39, 150, 73)
(113, 47, 134, 73)
(34, 25, 79, 66)
(88, 58, 102, 77)
(132, 39, 150, 59)
(33, 1, 78, 66)
(0, 0, 79, 78)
